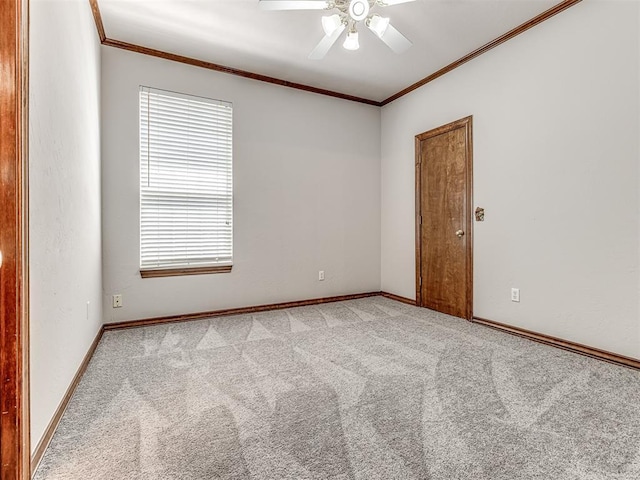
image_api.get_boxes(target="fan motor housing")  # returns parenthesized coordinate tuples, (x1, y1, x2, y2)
(348, 0, 370, 21)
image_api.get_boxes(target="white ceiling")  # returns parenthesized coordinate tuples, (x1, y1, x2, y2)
(99, 0, 561, 102)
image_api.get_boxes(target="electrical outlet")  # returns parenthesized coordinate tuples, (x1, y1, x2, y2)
(511, 288, 520, 303)
(112, 294, 123, 308)
(319, 270, 325, 281)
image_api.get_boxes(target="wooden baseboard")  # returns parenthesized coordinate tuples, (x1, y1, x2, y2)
(26, 290, 418, 472)
(472, 316, 640, 371)
(104, 292, 384, 331)
(28, 294, 640, 477)
(31, 291, 412, 472)
(380, 291, 417, 306)
(30, 326, 105, 475)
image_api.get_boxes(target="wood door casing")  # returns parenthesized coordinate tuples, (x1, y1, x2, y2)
(415, 116, 473, 319)
(0, 0, 29, 477)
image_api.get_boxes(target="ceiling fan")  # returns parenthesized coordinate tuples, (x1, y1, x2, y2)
(259, 0, 415, 59)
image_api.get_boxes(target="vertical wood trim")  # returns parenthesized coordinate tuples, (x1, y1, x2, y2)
(414, 136, 423, 307)
(464, 117, 473, 320)
(415, 116, 474, 318)
(19, 0, 29, 473)
(0, 0, 29, 477)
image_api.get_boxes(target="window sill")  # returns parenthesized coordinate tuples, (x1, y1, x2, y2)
(140, 265, 232, 278)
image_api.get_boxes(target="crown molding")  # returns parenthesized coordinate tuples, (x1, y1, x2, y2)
(381, 0, 582, 105)
(101, 37, 382, 106)
(89, 0, 106, 43)
(88, 0, 380, 106)
(88, 0, 581, 106)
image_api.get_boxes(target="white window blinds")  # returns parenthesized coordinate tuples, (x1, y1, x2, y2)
(140, 86, 233, 270)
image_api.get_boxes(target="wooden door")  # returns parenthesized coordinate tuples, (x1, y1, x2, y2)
(415, 116, 472, 319)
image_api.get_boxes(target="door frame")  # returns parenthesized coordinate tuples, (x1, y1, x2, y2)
(415, 116, 473, 319)
(0, 0, 30, 478)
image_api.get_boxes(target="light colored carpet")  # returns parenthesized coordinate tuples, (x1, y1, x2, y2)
(34, 296, 640, 479)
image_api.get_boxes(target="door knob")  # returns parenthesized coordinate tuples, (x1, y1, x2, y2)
(456, 230, 464, 238)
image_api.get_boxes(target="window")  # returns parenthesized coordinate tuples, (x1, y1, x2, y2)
(139, 86, 233, 277)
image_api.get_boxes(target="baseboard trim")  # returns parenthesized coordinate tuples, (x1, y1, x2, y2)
(380, 291, 417, 306)
(104, 292, 384, 331)
(30, 325, 105, 475)
(27, 295, 640, 476)
(472, 316, 640, 370)
(31, 291, 413, 473)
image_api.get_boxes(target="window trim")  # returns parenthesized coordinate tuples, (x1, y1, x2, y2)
(140, 264, 232, 278)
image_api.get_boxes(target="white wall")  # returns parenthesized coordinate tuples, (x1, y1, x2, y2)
(29, 0, 103, 451)
(101, 48, 381, 323)
(381, 0, 640, 359)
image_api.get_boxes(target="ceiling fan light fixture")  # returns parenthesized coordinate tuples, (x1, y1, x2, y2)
(259, 0, 415, 58)
(348, 0, 369, 21)
(367, 14, 390, 38)
(322, 14, 343, 36)
(343, 29, 359, 50)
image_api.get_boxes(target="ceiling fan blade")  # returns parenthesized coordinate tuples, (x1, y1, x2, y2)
(376, 23, 412, 54)
(308, 24, 346, 59)
(377, 0, 416, 5)
(259, 0, 330, 10)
